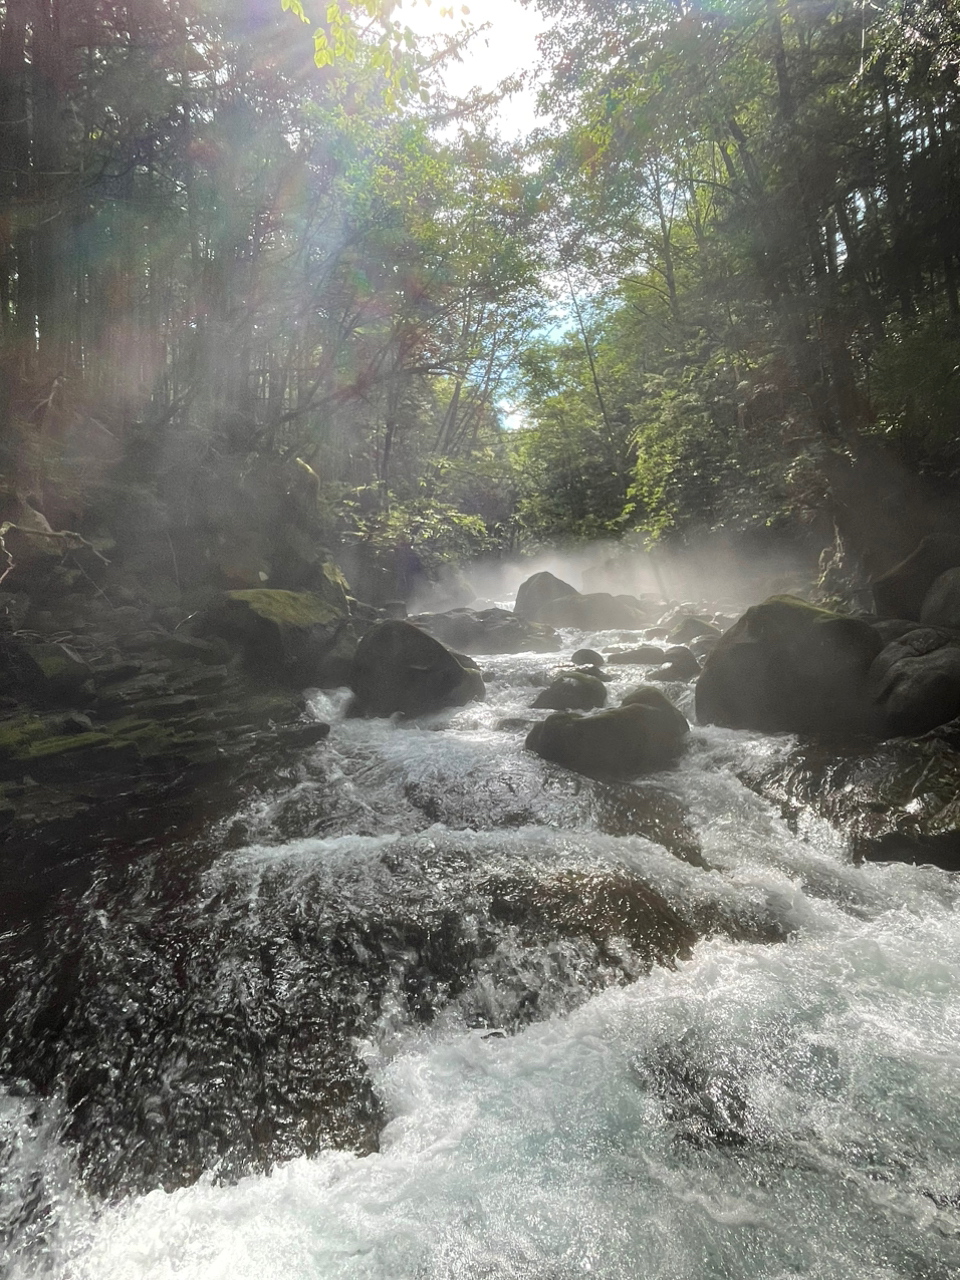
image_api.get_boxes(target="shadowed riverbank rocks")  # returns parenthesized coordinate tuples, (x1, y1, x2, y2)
(696, 591, 960, 740)
(739, 724, 960, 871)
(526, 688, 689, 778)
(348, 620, 485, 718)
(871, 534, 960, 620)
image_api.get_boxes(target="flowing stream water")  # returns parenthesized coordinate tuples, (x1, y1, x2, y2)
(2, 623, 960, 1279)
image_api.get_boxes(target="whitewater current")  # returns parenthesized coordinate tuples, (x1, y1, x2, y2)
(2, 626, 959, 1279)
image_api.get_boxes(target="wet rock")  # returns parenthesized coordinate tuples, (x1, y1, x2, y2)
(739, 727, 960, 870)
(531, 670, 607, 711)
(571, 648, 605, 666)
(869, 627, 960, 737)
(3, 636, 92, 706)
(348, 620, 485, 718)
(574, 663, 614, 682)
(920, 567, 960, 631)
(487, 870, 697, 973)
(526, 695, 688, 779)
(668, 616, 722, 646)
(872, 534, 960, 620)
(695, 595, 882, 737)
(606, 645, 666, 665)
(411, 606, 560, 655)
(590, 779, 705, 866)
(649, 646, 701, 682)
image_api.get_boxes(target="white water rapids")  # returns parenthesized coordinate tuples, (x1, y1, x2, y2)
(3, 628, 960, 1279)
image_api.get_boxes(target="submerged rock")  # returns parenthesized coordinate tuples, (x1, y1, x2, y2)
(531, 670, 607, 711)
(348, 620, 485, 718)
(695, 595, 882, 737)
(526, 692, 688, 778)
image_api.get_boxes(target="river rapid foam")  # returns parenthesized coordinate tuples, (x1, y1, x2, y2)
(2, 631, 960, 1279)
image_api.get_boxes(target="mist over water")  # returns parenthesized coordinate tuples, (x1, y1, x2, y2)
(3, 606, 959, 1280)
(419, 537, 819, 614)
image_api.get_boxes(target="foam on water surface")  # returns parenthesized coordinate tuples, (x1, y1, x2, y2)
(44, 910, 960, 1280)
(3, 628, 960, 1280)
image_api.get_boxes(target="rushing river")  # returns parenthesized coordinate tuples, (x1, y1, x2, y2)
(2, 624, 960, 1279)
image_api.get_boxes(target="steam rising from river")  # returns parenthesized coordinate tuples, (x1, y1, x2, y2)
(416, 536, 818, 614)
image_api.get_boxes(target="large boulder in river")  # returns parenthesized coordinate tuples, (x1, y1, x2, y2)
(871, 534, 960, 620)
(348, 620, 484, 717)
(514, 572, 649, 630)
(526, 695, 688, 778)
(537, 591, 650, 630)
(920, 567, 960, 631)
(868, 627, 960, 737)
(532, 670, 607, 711)
(411, 606, 561, 654)
(695, 595, 883, 737)
(514, 571, 578, 621)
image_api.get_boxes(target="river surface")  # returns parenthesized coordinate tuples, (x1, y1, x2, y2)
(2, 624, 960, 1279)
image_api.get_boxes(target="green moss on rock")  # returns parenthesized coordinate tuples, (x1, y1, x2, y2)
(226, 589, 342, 628)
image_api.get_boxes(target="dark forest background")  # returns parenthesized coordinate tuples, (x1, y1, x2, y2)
(1, 0, 958, 604)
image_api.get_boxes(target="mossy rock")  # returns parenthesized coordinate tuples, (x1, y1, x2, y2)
(695, 595, 883, 737)
(195, 588, 351, 686)
(225, 588, 343, 628)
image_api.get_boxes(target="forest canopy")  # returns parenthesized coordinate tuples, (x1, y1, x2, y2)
(0, 0, 957, 600)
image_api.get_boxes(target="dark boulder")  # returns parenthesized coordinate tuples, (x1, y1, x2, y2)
(525, 697, 688, 779)
(870, 618, 918, 646)
(920, 567, 960, 632)
(514, 571, 579, 622)
(574, 664, 614, 682)
(871, 534, 960, 620)
(531, 670, 607, 711)
(571, 648, 605, 666)
(411, 606, 560, 655)
(868, 627, 960, 737)
(650, 646, 701, 682)
(695, 595, 883, 736)
(348, 620, 484, 718)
